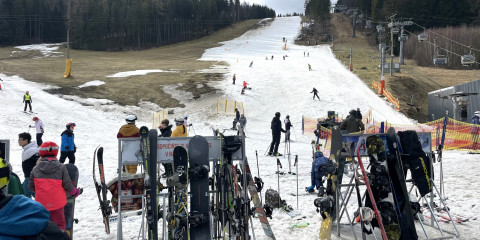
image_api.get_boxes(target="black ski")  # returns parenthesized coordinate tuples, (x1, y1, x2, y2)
(64, 164, 79, 239)
(93, 146, 112, 234)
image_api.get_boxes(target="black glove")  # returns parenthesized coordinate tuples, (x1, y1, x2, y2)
(74, 146, 77, 153)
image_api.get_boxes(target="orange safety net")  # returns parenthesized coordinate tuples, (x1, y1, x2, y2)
(372, 81, 400, 111)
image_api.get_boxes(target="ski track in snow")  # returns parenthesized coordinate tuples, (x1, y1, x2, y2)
(1, 16, 479, 240)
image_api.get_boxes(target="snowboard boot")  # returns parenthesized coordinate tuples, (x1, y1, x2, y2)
(306, 185, 315, 193)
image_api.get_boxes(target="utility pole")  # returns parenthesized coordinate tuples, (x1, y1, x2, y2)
(350, 48, 353, 71)
(352, 9, 357, 38)
(389, 15, 396, 76)
(66, 0, 71, 59)
(399, 25, 406, 64)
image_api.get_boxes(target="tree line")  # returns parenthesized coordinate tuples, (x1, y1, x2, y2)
(0, 0, 275, 51)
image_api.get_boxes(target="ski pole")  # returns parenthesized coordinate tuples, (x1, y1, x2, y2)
(295, 155, 298, 210)
(276, 158, 281, 207)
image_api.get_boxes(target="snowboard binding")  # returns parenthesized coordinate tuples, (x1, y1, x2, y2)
(314, 195, 334, 219)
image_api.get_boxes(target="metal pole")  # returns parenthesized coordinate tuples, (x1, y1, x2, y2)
(400, 26, 405, 64)
(352, 12, 356, 38)
(381, 46, 385, 77)
(66, 0, 71, 59)
(295, 155, 298, 210)
(350, 48, 353, 71)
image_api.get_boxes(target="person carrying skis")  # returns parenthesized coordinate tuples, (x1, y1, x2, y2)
(18, 132, 39, 198)
(29, 116, 44, 146)
(158, 119, 173, 137)
(23, 90, 33, 112)
(306, 151, 328, 196)
(232, 108, 240, 130)
(238, 114, 247, 136)
(311, 87, 320, 100)
(340, 110, 365, 133)
(284, 115, 293, 141)
(268, 112, 286, 156)
(0, 159, 70, 239)
(117, 115, 140, 173)
(232, 74, 236, 85)
(59, 123, 76, 164)
(471, 111, 480, 149)
(29, 141, 82, 230)
(171, 117, 188, 137)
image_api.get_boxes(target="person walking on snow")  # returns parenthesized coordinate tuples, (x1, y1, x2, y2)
(249, 61, 253, 67)
(18, 132, 39, 198)
(29, 141, 82, 230)
(232, 108, 241, 130)
(23, 90, 33, 112)
(117, 115, 140, 173)
(59, 123, 76, 164)
(29, 116, 44, 146)
(311, 88, 320, 100)
(308, 64, 312, 71)
(268, 112, 286, 156)
(232, 74, 236, 85)
(284, 115, 293, 141)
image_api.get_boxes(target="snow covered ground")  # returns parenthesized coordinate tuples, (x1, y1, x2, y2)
(1, 16, 479, 239)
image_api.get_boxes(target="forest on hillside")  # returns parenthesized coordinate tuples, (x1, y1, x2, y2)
(0, 0, 275, 51)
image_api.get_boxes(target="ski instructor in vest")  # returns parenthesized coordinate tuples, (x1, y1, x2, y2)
(23, 90, 33, 112)
(268, 112, 286, 156)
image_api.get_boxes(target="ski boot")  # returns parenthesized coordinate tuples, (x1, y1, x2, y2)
(305, 185, 315, 193)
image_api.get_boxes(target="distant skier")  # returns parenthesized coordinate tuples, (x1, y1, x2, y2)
(340, 110, 365, 133)
(268, 112, 286, 156)
(29, 116, 44, 146)
(311, 88, 320, 100)
(271, 55, 274, 60)
(59, 123, 76, 164)
(232, 74, 236, 85)
(249, 61, 253, 67)
(243, 81, 249, 90)
(23, 90, 33, 112)
(308, 64, 312, 71)
(232, 108, 240, 130)
(284, 115, 293, 141)
(307, 52, 309, 57)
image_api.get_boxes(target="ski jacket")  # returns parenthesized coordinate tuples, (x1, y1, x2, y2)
(311, 88, 318, 94)
(339, 114, 365, 133)
(311, 152, 328, 188)
(23, 94, 32, 102)
(171, 125, 187, 137)
(472, 115, 480, 134)
(159, 125, 173, 137)
(235, 109, 240, 120)
(0, 194, 69, 240)
(30, 119, 44, 134)
(60, 129, 75, 152)
(22, 141, 39, 178)
(117, 123, 140, 138)
(239, 116, 247, 128)
(29, 158, 74, 211)
(271, 116, 285, 137)
(284, 119, 292, 131)
(7, 172, 24, 195)
(356, 111, 362, 120)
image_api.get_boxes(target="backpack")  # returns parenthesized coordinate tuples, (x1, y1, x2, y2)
(265, 189, 282, 208)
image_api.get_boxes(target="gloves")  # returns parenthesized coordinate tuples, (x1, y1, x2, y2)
(69, 187, 82, 198)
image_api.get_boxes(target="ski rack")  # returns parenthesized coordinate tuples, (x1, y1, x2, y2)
(116, 136, 246, 239)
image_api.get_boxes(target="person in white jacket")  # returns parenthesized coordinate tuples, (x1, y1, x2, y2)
(30, 117, 44, 146)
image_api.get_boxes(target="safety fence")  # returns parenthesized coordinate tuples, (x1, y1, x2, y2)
(372, 81, 400, 111)
(303, 114, 480, 152)
(217, 99, 245, 115)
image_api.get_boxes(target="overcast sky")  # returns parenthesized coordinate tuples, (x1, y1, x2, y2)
(243, 0, 338, 15)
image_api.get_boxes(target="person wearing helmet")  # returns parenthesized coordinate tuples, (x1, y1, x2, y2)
(18, 132, 39, 198)
(306, 151, 328, 195)
(59, 123, 76, 164)
(117, 115, 140, 174)
(171, 117, 188, 137)
(284, 115, 293, 141)
(158, 119, 172, 137)
(340, 110, 365, 133)
(231, 108, 241, 130)
(29, 116, 45, 146)
(0, 148, 23, 196)
(0, 157, 70, 239)
(268, 112, 286, 156)
(29, 141, 82, 230)
(471, 111, 480, 149)
(23, 90, 33, 112)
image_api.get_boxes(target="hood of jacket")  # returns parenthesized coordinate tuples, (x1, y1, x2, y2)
(22, 141, 39, 161)
(0, 195, 49, 237)
(36, 158, 62, 175)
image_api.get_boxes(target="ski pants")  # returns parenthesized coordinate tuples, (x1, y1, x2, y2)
(24, 100, 32, 111)
(232, 118, 239, 129)
(285, 130, 291, 141)
(269, 134, 281, 155)
(50, 207, 66, 230)
(36, 133, 43, 146)
(59, 151, 76, 164)
(313, 93, 320, 100)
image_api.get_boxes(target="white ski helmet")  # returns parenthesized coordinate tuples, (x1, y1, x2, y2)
(174, 117, 184, 125)
(475, 111, 480, 117)
(126, 115, 137, 123)
(183, 114, 188, 119)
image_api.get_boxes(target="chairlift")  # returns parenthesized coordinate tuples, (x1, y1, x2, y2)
(461, 55, 475, 66)
(356, 19, 362, 24)
(433, 55, 448, 65)
(418, 32, 428, 42)
(392, 26, 400, 34)
(398, 34, 408, 42)
(359, 14, 364, 18)
(376, 25, 385, 33)
(365, 20, 372, 29)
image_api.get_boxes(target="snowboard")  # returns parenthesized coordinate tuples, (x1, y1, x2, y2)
(93, 146, 112, 234)
(365, 135, 400, 240)
(318, 127, 343, 240)
(170, 146, 189, 240)
(64, 163, 79, 239)
(188, 135, 211, 240)
(386, 128, 418, 240)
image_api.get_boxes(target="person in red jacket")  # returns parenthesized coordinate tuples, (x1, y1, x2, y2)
(29, 141, 82, 230)
(117, 115, 140, 173)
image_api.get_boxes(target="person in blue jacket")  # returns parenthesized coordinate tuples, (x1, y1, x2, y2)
(59, 123, 76, 164)
(306, 151, 328, 196)
(0, 158, 69, 239)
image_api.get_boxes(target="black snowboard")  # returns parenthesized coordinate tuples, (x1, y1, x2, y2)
(172, 146, 189, 240)
(64, 163, 79, 239)
(188, 135, 211, 240)
(386, 128, 418, 240)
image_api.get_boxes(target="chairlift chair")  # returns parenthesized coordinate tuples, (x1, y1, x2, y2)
(376, 25, 385, 33)
(433, 55, 448, 65)
(392, 26, 400, 34)
(461, 55, 475, 66)
(418, 32, 428, 42)
(365, 20, 372, 29)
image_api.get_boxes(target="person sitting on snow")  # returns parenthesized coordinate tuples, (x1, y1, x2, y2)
(306, 151, 329, 196)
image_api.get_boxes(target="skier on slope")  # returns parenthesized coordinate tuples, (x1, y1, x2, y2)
(59, 123, 76, 164)
(0, 159, 70, 239)
(340, 110, 365, 133)
(23, 90, 33, 112)
(117, 115, 140, 173)
(18, 132, 39, 198)
(268, 112, 286, 156)
(308, 64, 312, 71)
(311, 88, 320, 100)
(284, 115, 293, 141)
(29, 141, 82, 230)
(238, 114, 247, 136)
(306, 151, 328, 196)
(232, 74, 236, 85)
(29, 116, 44, 146)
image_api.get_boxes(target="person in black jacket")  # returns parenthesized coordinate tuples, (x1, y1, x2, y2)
(268, 112, 286, 156)
(311, 88, 320, 100)
(158, 119, 172, 137)
(232, 108, 240, 130)
(355, 108, 362, 120)
(284, 115, 293, 141)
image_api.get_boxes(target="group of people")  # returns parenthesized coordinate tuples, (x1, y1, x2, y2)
(268, 112, 293, 156)
(231, 108, 247, 136)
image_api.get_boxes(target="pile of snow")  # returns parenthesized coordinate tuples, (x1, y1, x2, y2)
(107, 69, 177, 78)
(14, 43, 63, 57)
(78, 80, 105, 88)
